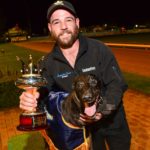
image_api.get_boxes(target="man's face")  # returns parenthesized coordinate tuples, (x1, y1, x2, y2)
(48, 9, 80, 48)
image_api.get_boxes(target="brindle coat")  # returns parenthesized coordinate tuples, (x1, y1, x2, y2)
(61, 74, 108, 127)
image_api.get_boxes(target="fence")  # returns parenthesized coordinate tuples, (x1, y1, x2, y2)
(105, 43, 150, 50)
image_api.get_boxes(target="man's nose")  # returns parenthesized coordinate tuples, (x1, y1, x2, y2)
(60, 22, 67, 29)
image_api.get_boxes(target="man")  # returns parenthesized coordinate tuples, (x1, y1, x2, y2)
(19, 0, 131, 149)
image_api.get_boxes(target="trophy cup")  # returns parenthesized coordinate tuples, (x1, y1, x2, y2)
(15, 54, 48, 131)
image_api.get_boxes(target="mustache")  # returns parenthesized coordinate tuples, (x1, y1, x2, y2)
(59, 30, 72, 36)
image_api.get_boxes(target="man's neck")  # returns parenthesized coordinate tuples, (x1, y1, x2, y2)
(61, 40, 79, 68)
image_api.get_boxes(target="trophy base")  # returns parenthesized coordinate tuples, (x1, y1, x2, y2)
(17, 111, 48, 131)
(17, 125, 48, 131)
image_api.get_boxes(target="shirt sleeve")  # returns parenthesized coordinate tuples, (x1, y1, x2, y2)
(100, 45, 128, 115)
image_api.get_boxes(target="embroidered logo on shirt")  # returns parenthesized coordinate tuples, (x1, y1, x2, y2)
(82, 67, 96, 73)
(57, 72, 72, 78)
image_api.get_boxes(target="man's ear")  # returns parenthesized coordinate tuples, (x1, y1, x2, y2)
(48, 23, 51, 32)
(76, 18, 80, 28)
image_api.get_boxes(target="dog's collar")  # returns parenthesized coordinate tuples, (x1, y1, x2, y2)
(96, 96, 103, 105)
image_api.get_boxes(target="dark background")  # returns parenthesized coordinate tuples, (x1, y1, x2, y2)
(0, 0, 149, 34)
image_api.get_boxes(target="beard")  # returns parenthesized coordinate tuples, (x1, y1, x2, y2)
(51, 25, 79, 49)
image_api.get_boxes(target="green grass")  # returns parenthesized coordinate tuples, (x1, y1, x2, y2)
(98, 32, 150, 44)
(123, 72, 150, 95)
(0, 81, 23, 108)
(8, 131, 48, 150)
(0, 43, 46, 109)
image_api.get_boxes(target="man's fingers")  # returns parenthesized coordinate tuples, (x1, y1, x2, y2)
(94, 113, 102, 120)
(19, 92, 38, 111)
(80, 113, 91, 119)
(79, 115, 95, 123)
(19, 104, 36, 112)
(79, 113, 102, 124)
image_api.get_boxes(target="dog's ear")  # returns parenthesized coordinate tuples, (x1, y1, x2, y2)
(72, 82, 75, 90)
(72, 91, 81, 108)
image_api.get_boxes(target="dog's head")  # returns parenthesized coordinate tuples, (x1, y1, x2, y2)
(72, 74, 102, 117)
(61, 74, 116, 127)
(61, 74, 104, 127)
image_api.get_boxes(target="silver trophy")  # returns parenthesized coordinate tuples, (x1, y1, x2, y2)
(15, 55, 48, 131)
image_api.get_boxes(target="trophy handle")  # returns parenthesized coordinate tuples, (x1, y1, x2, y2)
(24, 87, 38, 113)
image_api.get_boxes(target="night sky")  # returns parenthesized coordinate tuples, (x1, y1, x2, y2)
(0, 0, 149, 34)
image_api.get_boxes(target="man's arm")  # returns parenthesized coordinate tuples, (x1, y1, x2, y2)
(101, 46, 128, 111)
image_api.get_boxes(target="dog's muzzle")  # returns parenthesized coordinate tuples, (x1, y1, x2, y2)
(84, 96, 101, 117)
(74, 91, 101, 117)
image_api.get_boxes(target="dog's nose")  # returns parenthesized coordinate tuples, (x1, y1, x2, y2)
(82, 94, 92, 101)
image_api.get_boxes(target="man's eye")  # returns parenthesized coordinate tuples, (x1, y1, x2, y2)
(53, 21, 59, 25)
(66, 19, 72, 22)
(66, 17, 74, 22)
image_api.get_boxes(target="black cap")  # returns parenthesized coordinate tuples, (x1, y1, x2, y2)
(47, 0, 77, 20)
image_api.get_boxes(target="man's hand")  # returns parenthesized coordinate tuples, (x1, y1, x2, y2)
(19, 88, 40, 112)
(79, 112, 102, 125)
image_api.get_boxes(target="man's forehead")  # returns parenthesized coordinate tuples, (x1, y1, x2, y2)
(51, 9, 74, 17)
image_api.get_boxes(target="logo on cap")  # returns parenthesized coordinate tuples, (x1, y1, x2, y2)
(54, 1, 64, 6)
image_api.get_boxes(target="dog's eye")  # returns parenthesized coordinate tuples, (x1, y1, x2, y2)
(89, 79, 97, 87)
(77, 81, 85, 89)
